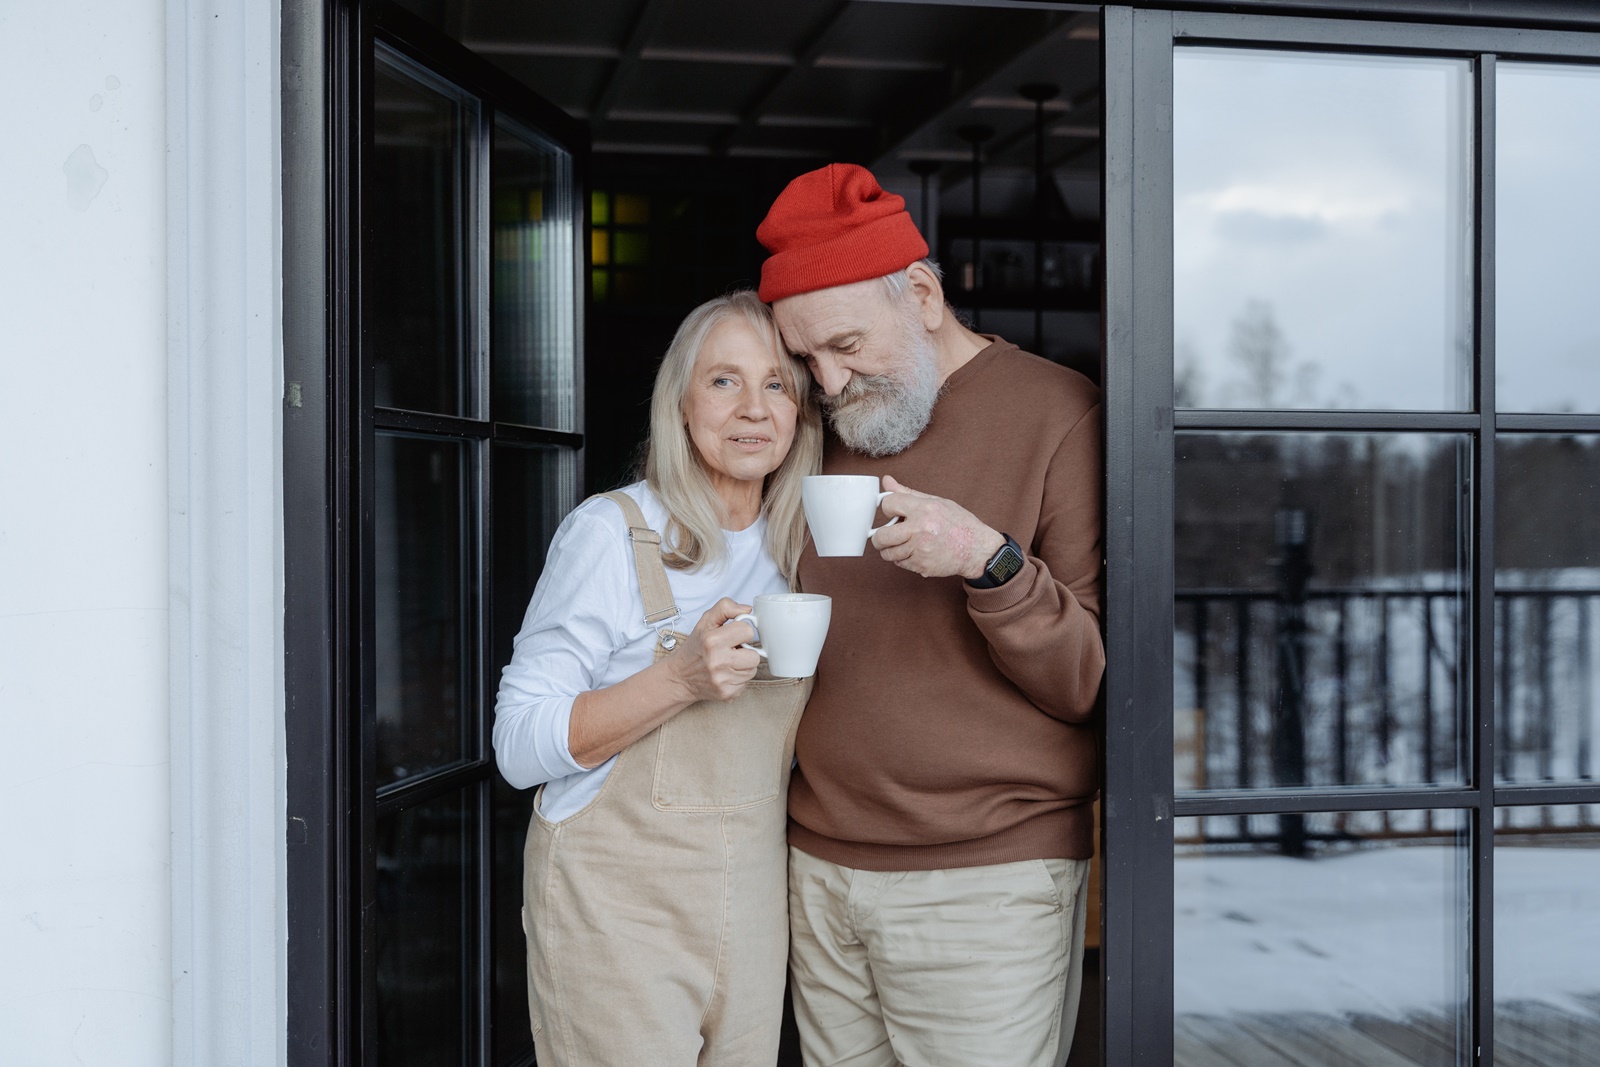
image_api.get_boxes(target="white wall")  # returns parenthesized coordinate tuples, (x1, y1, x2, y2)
(0, 2, 173, 1064)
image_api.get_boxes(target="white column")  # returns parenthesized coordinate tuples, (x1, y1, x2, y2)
(0, 3, 173, 1064)
(165, 0, 286, 1063)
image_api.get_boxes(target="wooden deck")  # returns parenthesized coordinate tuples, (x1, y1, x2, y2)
(1176, 996, 1600, 1066)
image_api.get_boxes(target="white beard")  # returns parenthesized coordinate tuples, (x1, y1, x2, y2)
(823, 315, 941, 457)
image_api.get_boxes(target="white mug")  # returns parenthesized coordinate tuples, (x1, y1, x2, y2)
(733, 593, 832, 678)
(802, 475, 900, 557)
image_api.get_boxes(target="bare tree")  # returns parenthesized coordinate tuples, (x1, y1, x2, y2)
(1227, 299, 1307, 408)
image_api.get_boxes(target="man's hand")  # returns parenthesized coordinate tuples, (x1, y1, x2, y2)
(871, 475, 1006, 580)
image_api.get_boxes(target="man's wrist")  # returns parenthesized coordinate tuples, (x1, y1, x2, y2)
(963, 530, 1006, 580)
(965, 530, 1015, 584)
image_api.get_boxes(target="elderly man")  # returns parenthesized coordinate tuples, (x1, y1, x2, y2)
(757, 163, 1105, 1067)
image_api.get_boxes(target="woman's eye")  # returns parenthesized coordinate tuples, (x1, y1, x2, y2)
(713, 377, 733, 387)
(766, 380, 786, 392)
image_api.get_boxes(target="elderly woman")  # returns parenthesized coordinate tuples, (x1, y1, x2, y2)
(493, 290, 822, 1067)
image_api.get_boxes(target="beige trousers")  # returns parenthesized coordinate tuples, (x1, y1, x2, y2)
(788, 846, 1090, 1067)
(519, 492, 810, 1067)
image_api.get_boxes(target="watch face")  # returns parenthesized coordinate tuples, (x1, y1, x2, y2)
(990, 544, 1024, 585)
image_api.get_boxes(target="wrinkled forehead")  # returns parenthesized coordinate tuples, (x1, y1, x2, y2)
(772, 277, 894, 354)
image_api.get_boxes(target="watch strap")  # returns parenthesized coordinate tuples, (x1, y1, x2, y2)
(967, 533, 1024, 589)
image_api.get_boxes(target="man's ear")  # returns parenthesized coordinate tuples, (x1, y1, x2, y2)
(905, 261, 946, 331)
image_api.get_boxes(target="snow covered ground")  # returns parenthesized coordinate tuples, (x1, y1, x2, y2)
(1175, 841, 1600, 1018)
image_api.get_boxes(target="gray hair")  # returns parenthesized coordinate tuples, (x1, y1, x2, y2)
(880, 258, 945, 302)
(643, 291, 823, 583)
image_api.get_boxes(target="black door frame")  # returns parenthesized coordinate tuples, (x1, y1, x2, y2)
(1101, 6, 1600, 1064)
(286, 3, 587, 1064)
(285, 2, 1600, 1065)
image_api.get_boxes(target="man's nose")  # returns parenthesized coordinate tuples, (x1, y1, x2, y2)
(812, 357, 851, 397)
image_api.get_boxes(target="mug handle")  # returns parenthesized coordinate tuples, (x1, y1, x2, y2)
(868, 489, 901, 538)
(732, 613, 768, 659)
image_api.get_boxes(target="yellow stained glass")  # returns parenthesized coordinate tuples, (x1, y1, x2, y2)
(615, 194, 650, 225)
(590, 191, 610, 225)
(591, 268, 609, 302)
(591, 230, 610, 266)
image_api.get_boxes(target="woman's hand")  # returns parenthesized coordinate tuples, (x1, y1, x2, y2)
(665, 598, 764, 703)
(568, 599, 762, 768)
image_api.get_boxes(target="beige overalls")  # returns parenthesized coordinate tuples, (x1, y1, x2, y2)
(521, 491, 810, 1067)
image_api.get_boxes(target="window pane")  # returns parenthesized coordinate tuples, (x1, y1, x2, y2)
(1496, 435, 1600, 784)
(1495, 806, 1600, 1067)
(1174, 48, 1473, 411)
(1175, 810, 1470, 1066)
(1175, 433, 1471, 792)
(490, 442, 575, 1063)
(376, 789, 474, 1066)
(491, 443, 577, 671)
(372, 47, 476, 417)
(492, 115, 578, 432)
(376, 433, 474, 786)
(614, 193, 650, 225)
(492, 771, 534, 1063)
(1497, 63, 1600, 413)
(613, 230, 650, 267)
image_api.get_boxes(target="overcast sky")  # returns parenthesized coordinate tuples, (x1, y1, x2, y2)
(1173, 49, 1599, 415)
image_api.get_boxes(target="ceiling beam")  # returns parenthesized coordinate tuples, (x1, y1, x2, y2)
(463, 40, 622, 59)
(464, 41, 951, 71)
(871, 12, 1086, 174)
(873, 10, 1098, 180)
(589, 0, 675, 133)
(959, 79, 1100, 170)
(641, 46, 791, 65)
(708, 0, 855, 157)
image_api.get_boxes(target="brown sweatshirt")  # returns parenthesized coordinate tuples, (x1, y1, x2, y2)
(790, 339, 1105, 871)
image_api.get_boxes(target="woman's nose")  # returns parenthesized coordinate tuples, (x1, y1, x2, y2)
(735, 384, 770, 419)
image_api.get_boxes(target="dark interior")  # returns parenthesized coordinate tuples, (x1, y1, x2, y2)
(388, 2, 1105, 1063)
(398, 0, 1104, 493)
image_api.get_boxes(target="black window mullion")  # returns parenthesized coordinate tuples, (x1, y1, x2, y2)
(1474, 51, 1499, 1067)
(376, 761, 493, 815)
(474, 411, 495, 1067)
(1101, 8, 1176, 1066)
(1497, 782, 1600, 806)
(491, 422, 585, 449)
(473, 103, 491, 426)
(1175, 788, 1480, 817)
(1176, 409, 1481, 432)
(475, 776, 492, 1067)
(1172, 11, 1600, 60)
(371, 409, 587, 449)
(355, 0, 382, 1051)
(374, 407, 491, 438)
(1497, 412, 1600, 432)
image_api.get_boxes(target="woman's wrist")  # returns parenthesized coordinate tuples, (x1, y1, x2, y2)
(653, 654, 699, 710)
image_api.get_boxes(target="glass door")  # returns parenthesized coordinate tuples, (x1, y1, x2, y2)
(356, 6, 585, 1064)
(1102, 9, 1600, 1065)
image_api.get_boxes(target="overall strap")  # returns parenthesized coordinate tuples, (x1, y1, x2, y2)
(597, 491, 680, 627)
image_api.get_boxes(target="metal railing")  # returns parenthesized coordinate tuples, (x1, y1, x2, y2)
(1174, 584, 1600, 847)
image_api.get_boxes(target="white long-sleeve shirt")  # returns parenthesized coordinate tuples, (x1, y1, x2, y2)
(492, 481, 788, 822)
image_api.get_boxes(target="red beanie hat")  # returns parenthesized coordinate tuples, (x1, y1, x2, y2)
(757, 163, 929, 303)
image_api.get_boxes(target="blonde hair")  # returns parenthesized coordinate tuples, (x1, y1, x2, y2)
(643, 291, 822, 585)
